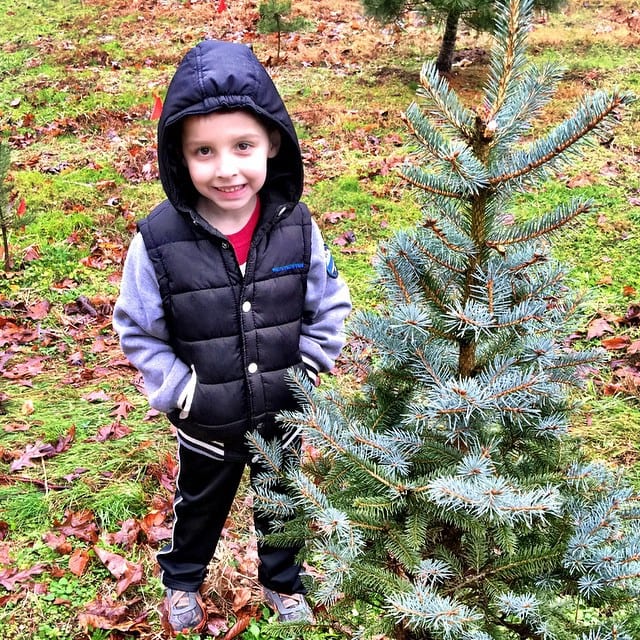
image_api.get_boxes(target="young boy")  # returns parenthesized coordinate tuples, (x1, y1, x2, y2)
(113, 40, 351, 635)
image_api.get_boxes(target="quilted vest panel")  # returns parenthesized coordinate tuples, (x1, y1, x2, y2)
(138, 201, 311, 443)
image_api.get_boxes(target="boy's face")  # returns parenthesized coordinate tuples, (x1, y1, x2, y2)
(181, 110, 280, 226)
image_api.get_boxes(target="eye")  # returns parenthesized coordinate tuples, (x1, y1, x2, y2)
(237, 141, 252, 152)
(197, 146, 211, 156)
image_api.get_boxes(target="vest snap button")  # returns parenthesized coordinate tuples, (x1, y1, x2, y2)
(248, 363, 258, 374)
(242, 301, 251, 312)
(221, 242, 229, 249)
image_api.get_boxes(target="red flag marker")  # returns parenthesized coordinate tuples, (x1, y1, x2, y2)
(150, 94, 163, 120)
(16, 198, 26, 216)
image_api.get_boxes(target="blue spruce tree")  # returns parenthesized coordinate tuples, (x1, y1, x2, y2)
(250, 0, 639, 638)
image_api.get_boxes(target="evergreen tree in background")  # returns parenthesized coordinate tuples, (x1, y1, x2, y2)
(362, 0, 563, 73)
(251, 0, 639, 638)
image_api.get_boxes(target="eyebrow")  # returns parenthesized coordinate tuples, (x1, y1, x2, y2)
(183, 132, 264, 145)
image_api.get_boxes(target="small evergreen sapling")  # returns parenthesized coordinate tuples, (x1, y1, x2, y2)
(257, 0, 307, 63)
(0, 139, 31, 271)
(250, 0, 639, 638)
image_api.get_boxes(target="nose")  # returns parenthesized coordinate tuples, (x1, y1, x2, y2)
(214, 151, 238, 178)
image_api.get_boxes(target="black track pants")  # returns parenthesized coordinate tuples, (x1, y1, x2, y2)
(157, 440, 305, 594)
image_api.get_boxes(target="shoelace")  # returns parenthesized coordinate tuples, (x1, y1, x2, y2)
(170, 592, 190, 608)
(279, 593, 304, 610)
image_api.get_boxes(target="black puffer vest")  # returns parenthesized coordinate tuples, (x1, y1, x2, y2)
(139, 199, 312, 444)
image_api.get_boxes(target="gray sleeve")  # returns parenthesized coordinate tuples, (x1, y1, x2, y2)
(299, 219, 352, 372)
(112, 233, 191, 413)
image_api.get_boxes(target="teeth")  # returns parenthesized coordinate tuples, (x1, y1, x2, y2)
(217, 185, 243, 193)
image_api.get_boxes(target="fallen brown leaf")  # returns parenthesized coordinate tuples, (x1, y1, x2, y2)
(78, 594, 149, 633)
(43, 532, 73, 555)
(69, 548, 92, 576)
(628, 340, 640, 354)
(601, 335, 631, 350)
(0, 563, 47, 590)
(25, 300, 51, 320)
(110, 399, 135, 419)
(93, 546, 144, 596)
(10, 426, 76, 471)
(222, 611, 254, 640)
(90, 421, 132, 442)
(54, 510, 99, 544)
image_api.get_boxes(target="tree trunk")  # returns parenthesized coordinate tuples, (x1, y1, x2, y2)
(435, 10, 460, 74)
(1, 226, 10, 271)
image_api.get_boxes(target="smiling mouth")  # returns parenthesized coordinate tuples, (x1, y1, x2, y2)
(216, 185, 245, 193)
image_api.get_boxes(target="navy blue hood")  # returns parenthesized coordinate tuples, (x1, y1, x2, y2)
(157, 40, 304, 214)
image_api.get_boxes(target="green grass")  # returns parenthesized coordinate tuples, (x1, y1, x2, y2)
(307, 174, 421, 307)
(514, 178, 640, 311)
(0, 0, 89, 42)
(0, 374, 165, 531)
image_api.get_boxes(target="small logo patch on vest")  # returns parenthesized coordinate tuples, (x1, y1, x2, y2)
(325, 244, 339, 279)
(272, 262, 305, 273)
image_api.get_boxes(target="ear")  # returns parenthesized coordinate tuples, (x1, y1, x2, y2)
(268, 129, 281, 158)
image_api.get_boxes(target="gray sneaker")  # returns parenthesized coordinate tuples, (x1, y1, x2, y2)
(163, 588, 206, 636)
(263, 587, 314, 623)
